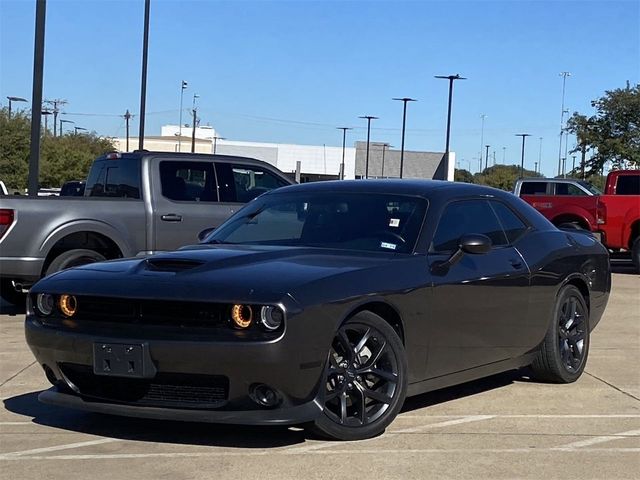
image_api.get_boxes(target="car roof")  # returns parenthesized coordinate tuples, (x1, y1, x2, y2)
(519, 177, 581, 183)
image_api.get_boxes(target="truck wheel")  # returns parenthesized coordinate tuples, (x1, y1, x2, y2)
(632, 237, 640, 274)
(45, 249, 106, 276)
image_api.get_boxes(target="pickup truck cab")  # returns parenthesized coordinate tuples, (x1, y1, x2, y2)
(0, 151, 293, 303)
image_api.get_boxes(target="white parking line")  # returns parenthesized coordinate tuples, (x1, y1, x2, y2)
(3, 438, 119, 457)
(552, 429, 640, 450)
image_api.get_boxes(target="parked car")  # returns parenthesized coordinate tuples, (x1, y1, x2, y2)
(0, 151, 293, 305)
(60, 181, 85, 197)
(26, 179, 610, 440)
(516, 170, 640, 271)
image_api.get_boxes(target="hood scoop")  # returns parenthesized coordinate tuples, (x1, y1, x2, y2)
(145, 258, 205, 272)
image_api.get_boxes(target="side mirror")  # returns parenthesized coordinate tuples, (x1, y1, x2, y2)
(198, 227, 216, 242)
(459, 234, 492, 255)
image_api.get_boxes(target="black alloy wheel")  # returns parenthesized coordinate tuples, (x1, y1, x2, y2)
(531, 285, 590, 383)
(313, 311, 407, 440)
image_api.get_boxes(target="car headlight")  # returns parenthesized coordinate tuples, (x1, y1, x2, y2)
(35, 293, 55, 316)
(260, 306, 284, 331)
(59, 294, 78, 317)
(231, 304, 253, 329)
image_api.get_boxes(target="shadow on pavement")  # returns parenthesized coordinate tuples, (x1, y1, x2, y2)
(3, 371, 526, 447)
(610, 259, 637, 275)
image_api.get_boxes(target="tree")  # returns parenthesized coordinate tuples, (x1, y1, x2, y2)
(566, 83, 640, 175)
(474, 164, 541, 191)
(0, 108, 114, 191)
(454, 168, 474, 183)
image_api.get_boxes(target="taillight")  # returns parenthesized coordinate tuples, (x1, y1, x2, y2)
(596, 200, 606, 225)
(0, 209, 14, 240)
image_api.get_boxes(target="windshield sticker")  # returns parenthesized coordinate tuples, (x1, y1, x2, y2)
(380, 242, 397, 250)
(389, 218, 400, 228)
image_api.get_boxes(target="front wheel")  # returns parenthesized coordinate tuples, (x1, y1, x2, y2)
(631, 237, 640, 274)
(530, 285, 590, 383)
(45, 249, 106, 276)
(312, 311, 407, 441)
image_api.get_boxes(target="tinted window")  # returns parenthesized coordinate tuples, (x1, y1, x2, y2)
(216, 163, 289, 203)
(520, 182, 547, 195)
(490, 201, 528, 244)
(209, 192, 427, 254)
(159, 161, 217, 202)
(616, 175, 640, 195)
(84, 159, 141, 198)
(555, 183, 587, 196)
(432, 200, 507, 252)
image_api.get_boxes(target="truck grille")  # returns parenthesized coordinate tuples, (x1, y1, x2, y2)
(59, 363, 228, 409)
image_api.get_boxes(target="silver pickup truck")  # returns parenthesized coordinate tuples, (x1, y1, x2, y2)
(0, 151, 293, 304)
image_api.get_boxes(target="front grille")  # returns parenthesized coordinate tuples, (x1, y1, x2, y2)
(59, 363, 228, 409)
(72, 296, 228, 329)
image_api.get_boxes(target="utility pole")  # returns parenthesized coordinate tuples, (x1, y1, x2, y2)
(337, 127, 352, 180)
(178, 80, 188, 152)
(124, 110, 132, 152)
(392, 98, 416, 179)
(28, 0, 46, 197)
(515, 133, 531, 179)
(435, 75, 466, 181)
(138, 0, 150, 150)
(557, 72, 571, 176)
(44, 98, 67, 137)
(484, 145, 490, 172)
(358, 115, 377, 179)
(572, 155, 576, 176)
(212, 135, 225, 154)
(191, 108, 198, 153)
(581, 145, 587, 180)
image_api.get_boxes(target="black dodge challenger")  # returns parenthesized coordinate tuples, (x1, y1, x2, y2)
(26, 180, 610, 440)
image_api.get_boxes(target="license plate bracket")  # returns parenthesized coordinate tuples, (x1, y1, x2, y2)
(93, 343, 155, 378)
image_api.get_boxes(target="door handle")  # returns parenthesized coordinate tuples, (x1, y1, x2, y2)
(509, 259, 523, 269)
(161, 214, 183, 222)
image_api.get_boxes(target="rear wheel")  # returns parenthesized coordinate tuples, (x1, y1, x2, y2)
(531, 285, 589, 383)
(632, 237, 640, 274)
(312, 311, 407, 441)
(45, 249, 106, 276)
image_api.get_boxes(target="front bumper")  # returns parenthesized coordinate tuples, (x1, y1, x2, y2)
(25, 314, 331, 425)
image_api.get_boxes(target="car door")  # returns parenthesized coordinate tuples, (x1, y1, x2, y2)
(425, 198, 530, 378)
(151, 158, 237, 251)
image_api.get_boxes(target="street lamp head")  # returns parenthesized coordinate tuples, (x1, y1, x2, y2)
(434, 74, 467, 80)
(515, 133, 531, 137)
(61, 119, 74, 124)
(7, 96, 28, 102)
(359, 115, 378, 120)
(392, 97, 417, 102)
(336, 126, 353, 131)
(181, 80, 188, 89)
(41, 110, 52, 115)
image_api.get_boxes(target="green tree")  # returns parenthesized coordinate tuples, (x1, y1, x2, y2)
(454, 168, 474, 183)
(0, 108, 114, 191)
(474, 164, 541, 191)
(566, 83, 640, 175)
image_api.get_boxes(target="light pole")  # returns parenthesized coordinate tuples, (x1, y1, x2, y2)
(191, 94, 199, 153)
(59, 119, 74, 135)
(515, 133, 531, 178)
(359, 115, 378, 179)
(337, 127, 352, 180)
(502, 146, 506, 164)
(41, 110, 52, 135)
(484, 145, 490, 172)
(538, 137, 543, 175)
(138, 0, 150, 150)
(178, 80, 188, 152)
(212, 136, 226, 154)
(28, 0, 46, 197)
(74, 126, 87, 134)
(479, 114, 487, 169)
(124, 110, 132, 152)
(381, 143, 392, 178)
(392, 97, 416, 179)
(557, 72, 571, 176)
(6, 96, 27, 118)
(572, 155, 576, 176)
(435, 74, 466, 180)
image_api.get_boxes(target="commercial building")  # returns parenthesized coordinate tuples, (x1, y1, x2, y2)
(115, 125, 454, 182)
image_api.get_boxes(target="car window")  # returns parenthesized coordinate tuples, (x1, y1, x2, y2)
(520, 182, 547, 195)
(431, 200, 508, 252)
(490, 201, 528, 244)
(555, 183, 587, 196)
(85, 159, 141, 199)
(615, 175, 640, 195)
(216, 163, 289, 203)
(159, 161, 217, 202)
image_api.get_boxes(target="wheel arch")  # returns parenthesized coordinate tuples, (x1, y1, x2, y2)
(560, 275, 591, 313)
(343, 301, 405, 345)
(551, 213, 592, 231)
(627, 219, 640, 250)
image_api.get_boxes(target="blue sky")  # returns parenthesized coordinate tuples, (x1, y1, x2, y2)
(1, 0, 638, 176)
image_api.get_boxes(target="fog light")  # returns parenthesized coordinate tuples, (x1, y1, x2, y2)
(59, 294, 77, 317)
(36, 293, 55, 316)
(231, 304, 252, 329)
(260, 306, 284, 331)
(250, 383, 281, 407)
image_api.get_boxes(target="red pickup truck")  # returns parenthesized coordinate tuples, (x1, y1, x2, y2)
(515, 170, 640, 272)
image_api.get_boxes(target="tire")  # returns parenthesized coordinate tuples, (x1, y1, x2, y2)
(45, 249, 106, 276)
(557, 222, 584, 231)
(312, 311, 408, 441)
(530, 285, 590, 383)
(632, 237, 640, 274)
(0, 279, 26, 307)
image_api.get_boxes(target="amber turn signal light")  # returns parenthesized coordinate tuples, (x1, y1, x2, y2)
(231, 304, 253, 329)
(59, 294, 78, 317)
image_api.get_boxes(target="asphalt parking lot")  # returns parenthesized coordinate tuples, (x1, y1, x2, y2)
(0, 263, 638, 479)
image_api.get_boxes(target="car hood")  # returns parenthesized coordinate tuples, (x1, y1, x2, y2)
(33, 244, 399, 304)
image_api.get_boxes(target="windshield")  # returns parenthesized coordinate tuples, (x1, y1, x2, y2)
(578, 181, 602, 195)
(206, 192, 428, 254)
